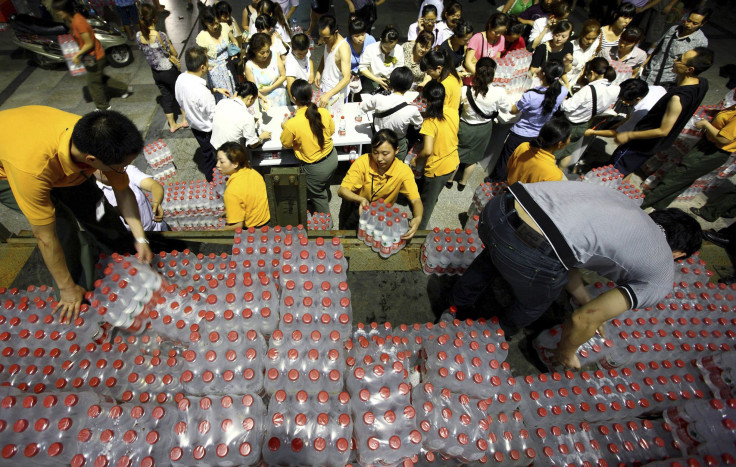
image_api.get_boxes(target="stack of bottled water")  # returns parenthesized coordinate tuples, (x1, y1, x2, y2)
(420, 227, 483, 275)
(346, 334, 423, 466)
(493, 49, 533, 96)
(263, 390, 352, 466)
(87, 253, 167, 334)
(142, 140, 177, 182)
(356, 199, 411, 258)
(160, 179, 225, 231)
(210, 167, 228, 198)
(57, 34, 86, 76)
(486, 410, 540, 465)
(307, 211, 333, 230)
(609, 59, 633, 86)
(467, 181, 507, 218)
(663, 398, 736, 457)
(580, 165, 645, 204)
(697, 352, 736, 399)
(403, 146, 425, 178)
(409, 95, 428, 112)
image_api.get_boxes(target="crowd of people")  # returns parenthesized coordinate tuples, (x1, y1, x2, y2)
(2, 0, 735, 363)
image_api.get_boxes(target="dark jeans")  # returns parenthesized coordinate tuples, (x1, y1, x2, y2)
(0, 177, 134, 291)
(452, 193, 569, 330)
(191, 128, 217, 182)
(641, 138, 731, 209)
(610, 144, 652, 176)
(489, 131, 533, 181)
(151, 67, 181, 115)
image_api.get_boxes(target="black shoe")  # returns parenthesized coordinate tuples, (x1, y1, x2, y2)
(703, 230, 731, 248)
(445, 181, 453, 189)
(690, 207, 716, 222)
(457, 183, 467, 192)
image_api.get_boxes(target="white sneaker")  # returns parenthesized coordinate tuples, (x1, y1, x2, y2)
(95, 106, 112, 111)
(120, 86, 133, 99)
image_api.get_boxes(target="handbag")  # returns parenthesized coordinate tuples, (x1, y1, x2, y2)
(227, 42, 241, 57)
(155, 32, 180, 70)
(349, 73, 362, 94)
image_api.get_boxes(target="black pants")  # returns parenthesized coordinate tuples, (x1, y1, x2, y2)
(151, 67, 181, 115)
(338, 199, 361, 230)
(610, 143, 652, 176)
(191, 128, 217, 182)
(489, 131, 533, 181)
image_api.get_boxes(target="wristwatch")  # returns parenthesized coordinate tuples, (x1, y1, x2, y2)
(134, 237, 149, 244)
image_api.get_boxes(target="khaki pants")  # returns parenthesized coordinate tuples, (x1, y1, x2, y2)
(86, 56, 129, 109)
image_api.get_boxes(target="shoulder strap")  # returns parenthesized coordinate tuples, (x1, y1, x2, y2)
(372, 101, 410, 132)
(590, 84, 598, 119)
(653, 32, 677, 86)
(466, 88, 497, 120)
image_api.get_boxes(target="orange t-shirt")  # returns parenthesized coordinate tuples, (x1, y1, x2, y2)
(71, 13, 104, 60)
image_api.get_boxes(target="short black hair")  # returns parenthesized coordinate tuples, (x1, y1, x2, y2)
(371, 129, 400, 151)
(389, 67, 414, 93)
(420, 4, 437, 17)
(619, 26, 643, 43)
(214, 0, 231, 16)
(507, 20, 525, 36)
(51, 0, 74, 14)
(199, 5, 218, 28)
(380, 25, 399, 43)
(235, 80, 259, 98)
(348, 17, 368, 36)
(686, 47, 715, 76)
(184, 45, 208, 70)
(318, 14, 337, 34)
(649, 208, 702, 258)
(531, 117, 572, 148)
(550, 1, 571, 18)
(291, 33, 310, 51)
(452, 19, 473, 38)
(255, 13, 274, 31)
(690, 6, 712, 21)
(72, 110, 144, 165)
(618, 78, 649, 101)
(615, 1, 636, 18)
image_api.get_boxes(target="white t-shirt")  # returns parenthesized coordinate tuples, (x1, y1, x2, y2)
(271, 35, 288, 56)
(529, 17, 552, 46)
(616, 85, 667, 133)
(361, 93, 423, 138)
(460, 85, 512, 125)
(358, 41, 405, 79)
(567, 38, 600, 86)
(211, 97, 260, 148)
(97, 166, 165, 232)
(284, 51, 311, 80)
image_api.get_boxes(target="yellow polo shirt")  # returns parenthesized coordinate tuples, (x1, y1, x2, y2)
(280, 107, 335, 163)
(420, 106, 460, 178)
(506, 142, 565, 185)
(340, 153, 420, 204)
(223, 168, 271, 227)
(708, 107, 736, 153)
(0, 106, 129, 226)
(442, 74, 462, 110)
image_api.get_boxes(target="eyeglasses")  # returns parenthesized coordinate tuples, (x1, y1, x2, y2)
(104, 163, 127, 175)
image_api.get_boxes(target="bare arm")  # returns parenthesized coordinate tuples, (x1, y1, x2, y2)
(223, 221, 245, 230)
(337, 186, 369, 206)
(502, 0, 516, 13)
(463, 48, 478, 75)
(695, 119, 733, 145)
(113, 187, 153, 263)
(73, 31, 95, 64)
(403, 197, 424, 239)
(285, 5, 297, 19)
(139, 177, 165, 222)
(320, 41, 351, 106)
(344, 0, 356, 13)
(418, 134, 434, 159)
(530, 24, 549, 50)
(615, 95, 682, 144)
(565, 268, 592, 307)
(31, 222, 85, 323)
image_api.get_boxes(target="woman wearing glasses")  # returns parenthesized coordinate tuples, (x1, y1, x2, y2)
(338, 129, 423, 239)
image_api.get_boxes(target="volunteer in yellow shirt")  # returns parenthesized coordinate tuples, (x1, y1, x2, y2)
(641, 104, 736, 210)
(420, 49, 463, 109)
(507, 118, 572, 184)
(0, 106, 152, 323)
(411, 80, 460, 230)
(216, 142, 271, 229)
(280, 79, 338, 215)
(338, 129, 424, 239)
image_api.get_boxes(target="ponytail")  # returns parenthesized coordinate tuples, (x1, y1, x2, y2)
(586, 56, 616, 82)
(138, 3, 156, 41)
(471, 57, 496, 98)
(420, 49, 459, 83)
(258, 0, 291, 40)
(291, 79, 326, 149)
(538, 59, 565, 115)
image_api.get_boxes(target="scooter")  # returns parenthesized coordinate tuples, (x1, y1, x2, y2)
(10, 12, 133, 68)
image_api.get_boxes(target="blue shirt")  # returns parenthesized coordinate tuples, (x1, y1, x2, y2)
(511, 86, 569, 137)
(349, 35, 376, 74)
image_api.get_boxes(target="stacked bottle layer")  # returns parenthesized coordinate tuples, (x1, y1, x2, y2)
(467, 181, 507, 219)
(581, 165, 645, 204)
(142, 139, 177, 182)
(57, 34, 86, 75)
(357, 198, 411, 259)
(493, 49, 533, 96)
(160, 178, 224, 231)
(420, 225, 483, 275)
(307, 211, 333, 230)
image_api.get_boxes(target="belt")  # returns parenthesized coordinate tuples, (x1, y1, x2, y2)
(304, 150, 333, 165)
(503, 194, 557, 257)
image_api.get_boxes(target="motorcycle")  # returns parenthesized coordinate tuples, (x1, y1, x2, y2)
(10, 12, 133, 68)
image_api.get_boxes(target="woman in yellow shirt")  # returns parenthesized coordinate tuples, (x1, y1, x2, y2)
(280, 79, 338, 215)
(338, 129, 424, 238)
(420, 49, 463, 110)
(506, 118, 572, 185)
(216, 142, 271, 229)
(412, 80, 459, 230)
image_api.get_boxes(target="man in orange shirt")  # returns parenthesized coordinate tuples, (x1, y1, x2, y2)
(0, 106, 153, 323)
(52, 0, 131, 110)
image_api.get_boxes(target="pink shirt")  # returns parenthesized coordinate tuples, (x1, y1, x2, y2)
(464, 32, 505, 85)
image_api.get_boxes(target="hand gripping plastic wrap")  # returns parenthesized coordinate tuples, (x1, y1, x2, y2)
(346, 335, 422, 466)
(420, 329, 511, 400)
(170, 394, 265, 466)
(180, 329, 265, 396)
(263, 390, 352, 466)
(411, 382, 491, 463)
(265, 328, 345, 396)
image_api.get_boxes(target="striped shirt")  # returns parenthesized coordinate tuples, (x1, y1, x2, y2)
(509, 182, 674, 309)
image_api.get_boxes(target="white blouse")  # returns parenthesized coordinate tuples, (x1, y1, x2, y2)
(358, 41, 405, 79)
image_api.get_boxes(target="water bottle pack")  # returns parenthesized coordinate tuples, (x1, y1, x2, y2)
(486, 411, 540, 466)
(580, 165, 645, 205)
(493, 49, 533, 96)
(356, 198, 411, 259)
(142, 139, 178, 182)
(467, 181, 507, 219)
(263, 390, 352, 466)
(412, 382, 491, 463)
(160, 178, 224, 231)
(663, 398, 736, 457)
(697, 352, 736, 399)
(307, 211, 334, 230)
(57, 34, 87, 76)
(420, 227, 483, 275)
